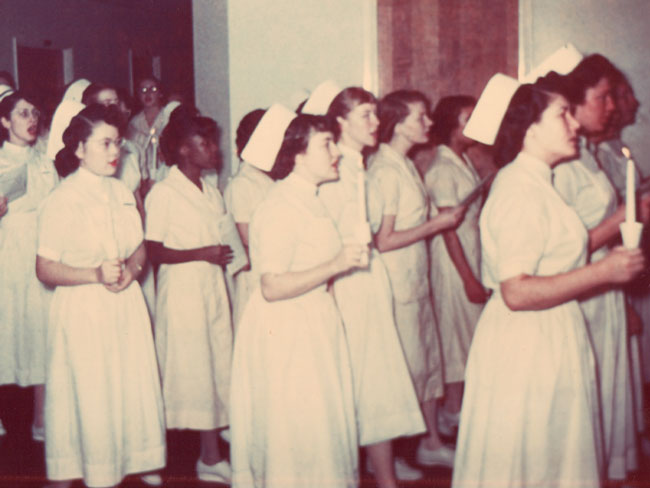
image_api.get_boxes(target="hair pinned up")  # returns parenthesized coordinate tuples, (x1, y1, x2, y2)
(270, 115, 335, 181)
(377, 90, 430, 143)
(159, 104, 220, 167)
(493, 72, 571, 167)
(54, 104, 123, 178)
(430, 95, 476, 145)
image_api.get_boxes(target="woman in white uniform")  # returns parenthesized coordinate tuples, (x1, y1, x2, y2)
(36, 104, 165, 488)
(83, 84, 144, 204)
(126, 77, 166, 196)
(0, 88, 58, 441)
(319, 87, 425, 486)
(145, 106, 234, 484)
(368, 90, 466, 468)
(553, 55, 650, 481)
(452, 73, 644, 488)
(230, 113, 366, 487)
(424, 95, 485, 432)
(224, 108, 274, 328)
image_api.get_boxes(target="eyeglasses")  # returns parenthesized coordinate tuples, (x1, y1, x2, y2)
(14, 108, 41, 119)
(86, 137, 124, 150)
(139, 86, 160, 94)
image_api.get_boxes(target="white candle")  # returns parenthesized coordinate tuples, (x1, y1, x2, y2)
(623, 146, 636, 223)
(151, 137, 158, 171)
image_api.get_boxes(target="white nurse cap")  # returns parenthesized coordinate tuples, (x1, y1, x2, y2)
(241, 103, 297, 172)
(63, 79, 91, 103)
(301, 80, 342, 115)
(520, 43, 583, 83)
(0, 84, 14, 103)
(47, 99, 86, 160)
(463, 73, 521, 146)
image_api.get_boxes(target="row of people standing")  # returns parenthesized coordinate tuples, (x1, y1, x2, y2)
(1, 48, 647, 488)
(0, 75, 235, 487)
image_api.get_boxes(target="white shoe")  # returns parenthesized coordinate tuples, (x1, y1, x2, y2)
(437, 408, 459, 437)
(140, 473, 163, 486)
(416, 443, 455, 468)
(219, 428, 231, 443)
(367, 456, 423, 481)
(0, 419, 6, 436)
(31, 424, 45, 442)
(196, 458, 232, 484)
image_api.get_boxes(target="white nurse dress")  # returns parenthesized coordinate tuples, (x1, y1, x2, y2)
(38, 167, 165, 487)
(223, 161, 273, 329)
(319, 143, 425, 446)
(230, 173, 358, 488)
(425, 145, 484, 383)
(145, 166, 232, 430)
(554, 138, 637, 479)
(367, 143, 443, 403)
(0, 142, 57, 386)
(452, 153, 602, 488)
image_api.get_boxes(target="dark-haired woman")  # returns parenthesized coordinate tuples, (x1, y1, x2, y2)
(145, 107, 233, 483)
(224, 108, 273, 328)
(0, 89, 57, 440)
(36, 104, 165, 488)
(230, 114, 365, 487)
(368, 90, 465, 468)
(452, 75, 644, 487)
(424, 96, 485, 432)
(321, 87, 425, 486)
(553, 55, 650, 481)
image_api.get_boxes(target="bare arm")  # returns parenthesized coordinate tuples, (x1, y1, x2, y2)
(146, 240, 233, 266)
(235, 222, 249, 248)
(261, 244, 366, 302)
(589, 196, 650, 252)
(36, 255, 122, 287)
(501, 247, 645, 311)
(440, 218, 487, 303)
(375, 206, 465, 253)
(588, 205, 625, 252)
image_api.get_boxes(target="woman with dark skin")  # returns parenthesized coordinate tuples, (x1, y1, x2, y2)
(145, 106, 234, 484)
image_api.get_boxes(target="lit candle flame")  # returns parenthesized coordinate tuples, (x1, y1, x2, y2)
(622, 146, 631, 159)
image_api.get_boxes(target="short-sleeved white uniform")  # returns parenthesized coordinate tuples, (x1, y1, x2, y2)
(223, 161, 273, 328)
(452, 153, 601, 488)
(319, 144, 425, 446)
(230, 173, 358, 488)
(145, 166, 232, 430)
(38, 167, 165, 487)
(367, 143, 443, 402)
(554, 138, 637, 479)
(425, 145, 484, 383)
(0, 142, 58, 386)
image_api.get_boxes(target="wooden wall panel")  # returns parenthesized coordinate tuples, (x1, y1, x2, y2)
(377, 0, 518, 175)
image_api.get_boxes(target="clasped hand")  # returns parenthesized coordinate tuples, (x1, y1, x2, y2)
(97, 258, 133, 293)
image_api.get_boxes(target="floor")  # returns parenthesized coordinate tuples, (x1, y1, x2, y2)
(1, 384, 649, 487)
